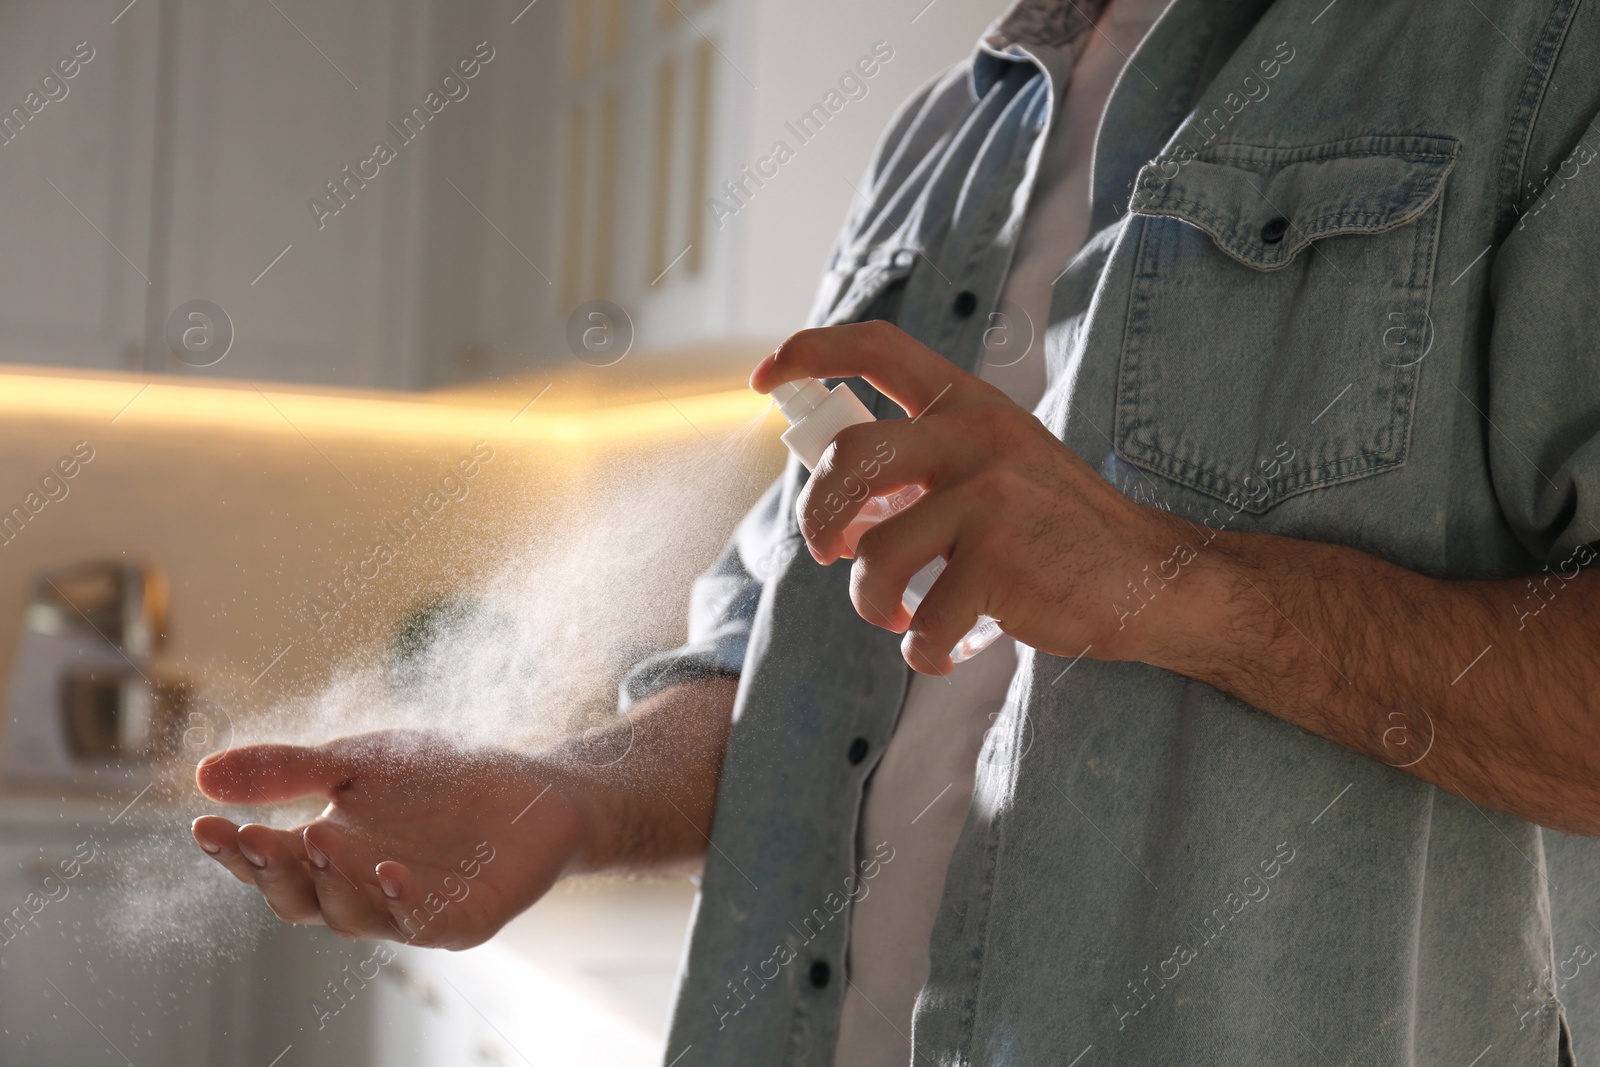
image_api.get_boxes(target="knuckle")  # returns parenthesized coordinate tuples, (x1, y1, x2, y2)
(852, 520, 893, 563)
(801, 499, 841, 541)
(914, 595, 952, 635)
(265, 899, 318, 925)
(968, 471, 1013, 517)
(964, 402, 1024, 453)
(221, 863, 259, 886)
(851, 582, 897, 629)
(774, 327, 822, 367)
(967, 528, 1015, 582)
(902, 631, 949, 674)
(988, 456, 1036, 503)
(861, 319, 901, 345)
(971, 404, 1009, 443)
(831, 421, 871, 459)
(810, 441, 846, 484)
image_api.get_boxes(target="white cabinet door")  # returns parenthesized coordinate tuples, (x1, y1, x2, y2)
(371, 942, 664, 1066)
(0, 824, 385, 1067)
(0, 837, 219, 1065)
(158, 0, 410, 388)
(0, 1, 158, 373)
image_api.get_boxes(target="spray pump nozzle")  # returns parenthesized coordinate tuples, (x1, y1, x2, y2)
(765, 377, 875, 471)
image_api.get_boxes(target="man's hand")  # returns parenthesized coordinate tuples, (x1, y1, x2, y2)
(750, 319, 1185, 673)
(192, 676, 740, 945)
(755, 320, 1600, 837)
(192, 731, 584, 950)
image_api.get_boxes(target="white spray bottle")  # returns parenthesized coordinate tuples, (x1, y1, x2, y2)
(768, 377, 1004, 664)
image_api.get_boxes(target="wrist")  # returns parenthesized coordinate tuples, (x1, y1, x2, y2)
(482, 744, 601, 889)
(1133, 526, 1352, 714)
(1093, 500, 1239, 669)
(525, 748, 612, 878)
(1128, 524, 1256, 679)
(520, 677, 737, 879)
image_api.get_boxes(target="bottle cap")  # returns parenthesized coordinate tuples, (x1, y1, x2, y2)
(767, 377, 875, 470)
(769, 378, 830, 422)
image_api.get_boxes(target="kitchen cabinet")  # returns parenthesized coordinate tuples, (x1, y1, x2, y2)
(0, 0, 565, 390)
(0, 793, 676, 1065)
(0, 2, 159, 375)
(0, 0, 993, 390)
(0, 796, 372, 1066)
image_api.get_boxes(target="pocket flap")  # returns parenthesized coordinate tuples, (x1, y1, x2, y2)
(1129, 135, 1459, 270)
(816, 246, 920, 327)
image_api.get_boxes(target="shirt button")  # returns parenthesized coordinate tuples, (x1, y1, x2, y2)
(1260, 216, 1289, 244)
(847, 737, 869, 764)
(809, 960, 831, 988)
(952, 290, 978, 318)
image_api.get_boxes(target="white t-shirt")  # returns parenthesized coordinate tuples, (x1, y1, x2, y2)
(832, 3, 1168, 1063)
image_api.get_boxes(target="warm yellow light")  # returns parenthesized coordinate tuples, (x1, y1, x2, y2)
(0, 369, 777, 448)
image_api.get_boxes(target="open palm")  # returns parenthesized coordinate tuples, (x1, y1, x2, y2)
(192, 730, 586, 950)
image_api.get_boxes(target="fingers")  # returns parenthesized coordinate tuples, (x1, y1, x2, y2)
(196, 816, 418, 942)
(901, 547, 998, 676)
(849, 491, 965, 633)
(193, 816, 309, 896)
(378, 862, 470, 950)
(192, 815, 261, 886)
(750, 321, 987, 418)
(798, 418, 961, 563)
(302, 825, 399, 941)
(197, 742, 356, 805)
(234, 822, 324, 925)
(842, 482, 1002, 674)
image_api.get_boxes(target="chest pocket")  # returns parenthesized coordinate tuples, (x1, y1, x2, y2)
(813, 248, 918, 329)
(811, 247, 920, 418)
(1114, 134, 1458, 513)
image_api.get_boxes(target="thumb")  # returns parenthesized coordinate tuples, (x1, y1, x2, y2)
(197, 742, 355, 805)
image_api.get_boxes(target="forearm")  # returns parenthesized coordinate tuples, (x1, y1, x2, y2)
(1147, 528, 1600, 835)
(546, 674, 739, 877)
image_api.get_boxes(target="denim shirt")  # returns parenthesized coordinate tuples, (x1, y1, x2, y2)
(623, 0, 1600, 1063)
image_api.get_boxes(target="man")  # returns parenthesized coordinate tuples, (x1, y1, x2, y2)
(194, 0, 1600, 1064)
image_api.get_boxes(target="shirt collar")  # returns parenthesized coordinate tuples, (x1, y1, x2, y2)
(970, 0, 1111, 97)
